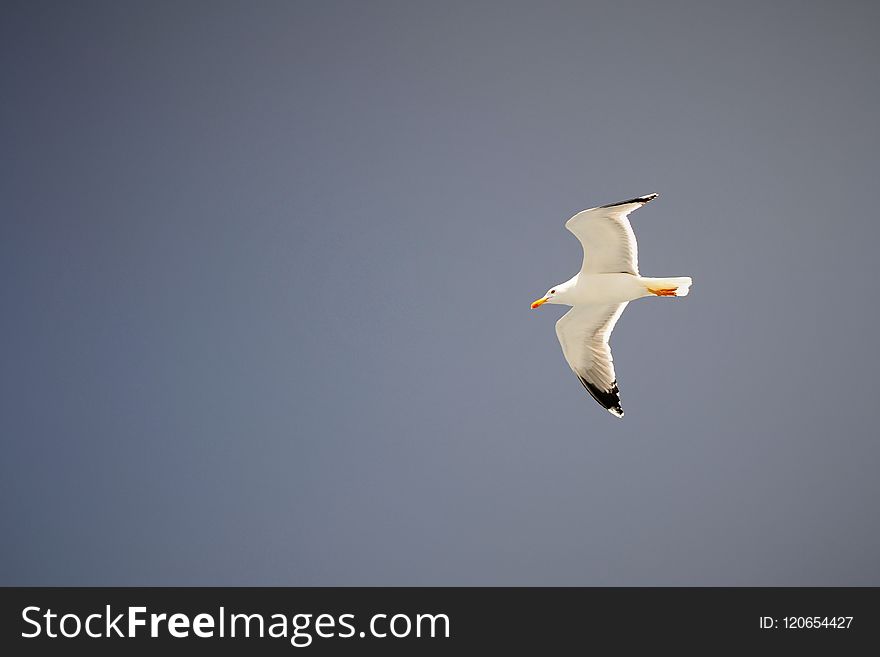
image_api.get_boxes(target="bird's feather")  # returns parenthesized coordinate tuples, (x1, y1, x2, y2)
(555, 303, 628, 417)
(564, 193, 657, 276)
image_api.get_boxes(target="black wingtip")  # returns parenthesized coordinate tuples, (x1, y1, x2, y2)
(599, 193, 658, 209)
(578, 376, 624, 418)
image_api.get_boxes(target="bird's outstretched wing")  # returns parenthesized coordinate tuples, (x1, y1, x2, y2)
(555, 303, 628, 418)
(564, 193, 657, 276)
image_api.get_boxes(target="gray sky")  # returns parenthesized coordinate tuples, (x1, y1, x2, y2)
(3, 0, 880, 585)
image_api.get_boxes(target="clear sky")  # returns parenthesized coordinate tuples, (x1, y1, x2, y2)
(3, 0, 880, 585)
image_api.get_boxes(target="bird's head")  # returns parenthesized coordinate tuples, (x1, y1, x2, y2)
(531, 283, 566, 309)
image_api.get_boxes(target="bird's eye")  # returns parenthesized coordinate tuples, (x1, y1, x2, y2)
(551, 289, 556, 294)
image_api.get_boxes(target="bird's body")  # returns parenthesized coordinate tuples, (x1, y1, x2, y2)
(552, 272, 654, 305)
(531, 194, 691, 418)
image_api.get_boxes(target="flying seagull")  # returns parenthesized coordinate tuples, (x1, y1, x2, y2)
(530, 193, 692, 418)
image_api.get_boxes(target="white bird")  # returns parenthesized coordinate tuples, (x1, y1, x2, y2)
(530, 194, 692, 418)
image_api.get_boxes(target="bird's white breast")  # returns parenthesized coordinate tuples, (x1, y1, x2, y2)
(570, 273, 649, 305)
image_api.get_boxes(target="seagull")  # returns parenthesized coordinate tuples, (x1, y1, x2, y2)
(530, 193, 692, 418)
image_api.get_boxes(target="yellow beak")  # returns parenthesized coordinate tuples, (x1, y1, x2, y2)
(531, 296, 549, 309)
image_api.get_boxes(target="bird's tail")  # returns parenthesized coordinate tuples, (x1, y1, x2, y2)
(643, 276, 692, 297)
